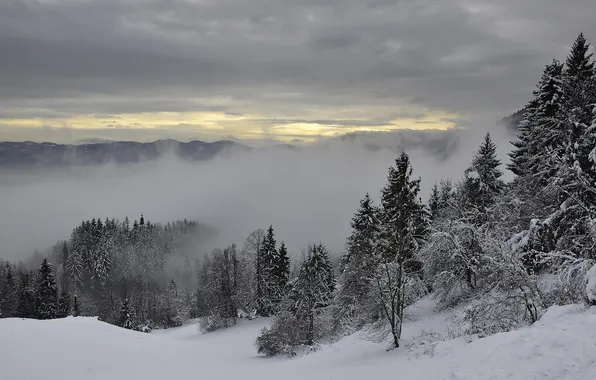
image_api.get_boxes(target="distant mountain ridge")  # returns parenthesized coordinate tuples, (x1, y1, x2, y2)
(0, 129, 465, 169)
(0, 139, 252, 168)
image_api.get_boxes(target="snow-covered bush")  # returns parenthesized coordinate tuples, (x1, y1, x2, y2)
(539, 257, 594, 306)
(463, 232, 541, 336)
(255, 311, 308, 357)
(421, 220, 483, 309)
(199, 313, 236, 333)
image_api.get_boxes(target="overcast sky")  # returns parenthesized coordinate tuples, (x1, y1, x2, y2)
(1, 0, 595, 143)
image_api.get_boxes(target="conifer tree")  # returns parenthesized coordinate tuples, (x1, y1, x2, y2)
(16, 270, 36, 318)
(428, 184, 441, 220)
(509, 60, 564, 178)
(36, 259, 57, 320)
(258, 225, 279, 316)
(118, 298, 135, 329)
(289, 243, 335, 345)
(462, 133, 504, 222)
(376, 152, 428, 348)
(337, 194, 381, 324)
(57, 288, 71, 318)
(0, 265, 17, 318)
(562, 33, 596, 171)
(273, 242, 291, 303)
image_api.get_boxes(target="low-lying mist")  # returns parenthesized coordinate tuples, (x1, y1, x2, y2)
(0, 127, 514, 262)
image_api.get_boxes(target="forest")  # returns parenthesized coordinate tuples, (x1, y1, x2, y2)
(1, 33, 596, 356)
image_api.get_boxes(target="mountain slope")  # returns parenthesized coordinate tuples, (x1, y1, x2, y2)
(1, 301, 594, 380)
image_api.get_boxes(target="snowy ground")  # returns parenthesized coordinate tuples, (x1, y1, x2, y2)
(1, 300, 596, 380)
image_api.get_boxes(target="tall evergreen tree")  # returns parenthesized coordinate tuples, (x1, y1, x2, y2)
(273, 242, 291, 303)
(509, 60, 564, 178)
(36, 259, 57, 320)
(0, 265, 17, 318)
(462, 133, 504, 222)
(16, 270, 36, 318)
(428, 184, 441, 220)
(57, 288, 71, 318)
(289, 243, 335, 345)
(337, 194, 381, 324)
(562, 33, 596, 171)
(258, 225, 279, 316)
(565, 33, 594, 83)
(376, 152, 429, 348)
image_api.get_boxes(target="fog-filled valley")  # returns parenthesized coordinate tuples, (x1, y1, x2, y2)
(0, 126, 513, 263)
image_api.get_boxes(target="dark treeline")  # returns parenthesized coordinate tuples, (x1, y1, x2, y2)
(1, 32, 596, 357)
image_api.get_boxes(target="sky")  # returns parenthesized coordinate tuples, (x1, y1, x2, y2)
(1, 0, 595, 143)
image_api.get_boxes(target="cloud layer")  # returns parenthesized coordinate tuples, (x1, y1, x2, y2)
(1, 0, 595, 141)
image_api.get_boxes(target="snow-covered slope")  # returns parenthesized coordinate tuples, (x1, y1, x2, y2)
(1, 303, 595, 380)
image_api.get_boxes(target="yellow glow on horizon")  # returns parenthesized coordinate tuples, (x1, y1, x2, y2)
(0, 108, 460, 143)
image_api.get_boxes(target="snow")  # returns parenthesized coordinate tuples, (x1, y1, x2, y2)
(2, 301, 596, 380)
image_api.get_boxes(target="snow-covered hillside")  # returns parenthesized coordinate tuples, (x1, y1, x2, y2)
(1, 301, 595, 380)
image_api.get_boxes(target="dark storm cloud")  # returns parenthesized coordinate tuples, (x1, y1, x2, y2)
(1, 0, 595, 127)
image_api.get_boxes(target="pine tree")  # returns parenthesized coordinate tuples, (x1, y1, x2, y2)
(562, 33, 596, 172)
(16, 270, 36, 318)
(565, 33, 594, 83)
(462, 133, 504, 222)
(376, 152, 428, 348)
(273, 242, 291, 303)
(0, 265, 17, 318)
(36, 259, 57, 319)
(290, 243, 335, 345)
(509, 60, 564, 178)
(258, 225, 278, 316)
(428, 184, 441, 220)
(118, 298, 135, 329)
(337, 194, 381, 324)
(57, 288, 71, 318)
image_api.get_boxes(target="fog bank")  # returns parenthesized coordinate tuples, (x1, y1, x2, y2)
(0, 127, 514, 261)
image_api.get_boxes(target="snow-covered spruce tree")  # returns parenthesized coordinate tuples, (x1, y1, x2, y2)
(256, 243, 335, 356)
(56, 288, 71, 318)
(117, 298, 135, 330)
(0, 264, 17, 318)
(336, 193, 381, 327)
(36, 259, 58, 320)
(461, 133, 504, 224)
(562, 33, 595, 134)
(258, 225, 280, 316)
(272, 241, 291, 307)
(509, 59, 564, 181)
(372, 152, 429, 349)
(428, 184, 441, 221)
(16, 270, 36, 318)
